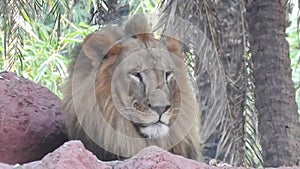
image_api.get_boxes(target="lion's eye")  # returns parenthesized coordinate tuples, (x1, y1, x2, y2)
(129, 72, 143, 82)
(166, 71, 174, 82)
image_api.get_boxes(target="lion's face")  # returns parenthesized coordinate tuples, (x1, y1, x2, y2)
(109, 39, 182, 138)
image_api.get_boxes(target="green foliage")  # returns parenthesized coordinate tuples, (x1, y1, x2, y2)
(287, 12, 300, 117)
(0, 0, 160, 98)
(0, 0, 96, 98)
(13, 22, 96, 98)
(0, 31, 3, 69)
(122, 0, 159, 13)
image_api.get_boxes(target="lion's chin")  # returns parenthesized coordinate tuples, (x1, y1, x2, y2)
(139, 122, 169, 138)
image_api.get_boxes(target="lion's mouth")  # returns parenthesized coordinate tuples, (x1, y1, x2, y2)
(131, 100, 170, 138)
(138, 121, 169, 138)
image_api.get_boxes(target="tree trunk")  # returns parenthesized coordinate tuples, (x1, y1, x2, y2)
(246, 0, 300, 167)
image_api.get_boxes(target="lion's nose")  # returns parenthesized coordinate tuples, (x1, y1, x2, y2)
(151, 105, 171, 116)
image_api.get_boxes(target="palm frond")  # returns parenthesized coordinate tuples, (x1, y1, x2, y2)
(243, 52, 263, 167)
(157, 0, 231, 163)
(90, 0, 129, 26)
(158, 0, 263, 167)
(0, 0, 65, 71)
(215, 0, 247, 166)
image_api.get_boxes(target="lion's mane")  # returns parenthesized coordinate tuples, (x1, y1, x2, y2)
(63, 15, 202, 161)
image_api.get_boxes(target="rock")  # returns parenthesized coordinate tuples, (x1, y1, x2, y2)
(0, 163, 12, 169)
(115, 146, 218, 169)
(0, 141, 111, 169)
(29, 140, 111, 169)
(115, 146, 300, 169)
(0, 71, 67, 164)
(0, 141, 299, 169)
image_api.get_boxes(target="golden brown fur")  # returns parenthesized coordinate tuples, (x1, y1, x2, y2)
(63, 14, 202, 161)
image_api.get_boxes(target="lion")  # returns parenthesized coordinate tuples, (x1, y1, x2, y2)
(62, 14, 202, 161)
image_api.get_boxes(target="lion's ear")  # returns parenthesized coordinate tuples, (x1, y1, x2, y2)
(82, 31, 123, 67)
(165, 36, 184, 59)
(82, 33, 110, 61)
(125, 14, 152, 42)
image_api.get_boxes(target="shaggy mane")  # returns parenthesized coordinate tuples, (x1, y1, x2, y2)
(63, 14, 202, 161)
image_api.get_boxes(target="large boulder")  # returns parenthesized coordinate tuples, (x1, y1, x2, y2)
(115, 145, 217, 169)
(0, 140, 299, 169)
(0, 71, 67, 164)
(0, 141, 111, 169)
(0, 141, 221, 169)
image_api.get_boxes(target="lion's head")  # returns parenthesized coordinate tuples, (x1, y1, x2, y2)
(63, 14, 202, 161)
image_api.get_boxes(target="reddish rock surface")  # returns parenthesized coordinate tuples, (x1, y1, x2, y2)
(0, 142, 219, 169)
(36, 141, 111, 169)
(114, 145, 216, 169)
(0, 141, 299, 169)
(0, 71, 67, 164)
(0, 141, 111, 169)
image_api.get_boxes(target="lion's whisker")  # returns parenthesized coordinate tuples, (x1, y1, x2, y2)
(121, 107, 135, 111)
